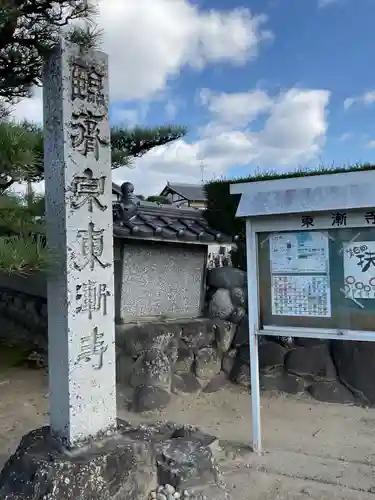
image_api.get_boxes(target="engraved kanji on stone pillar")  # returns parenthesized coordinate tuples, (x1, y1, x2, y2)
(43, 39, 116, 448)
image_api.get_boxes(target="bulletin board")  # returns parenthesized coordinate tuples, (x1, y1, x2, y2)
(258, 225, 375, 332)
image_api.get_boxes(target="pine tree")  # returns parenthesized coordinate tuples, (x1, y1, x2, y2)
(0, 1, 187, 274)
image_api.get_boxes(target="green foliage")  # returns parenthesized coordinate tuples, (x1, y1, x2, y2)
(0, 0, 97, 101)
(0, 121, 187, 193)
(111, 125, 187, 168)
(0, 190, 50, 274)
(0, 120, 44, 192)
(204, 163, 375, 270)
(0, 120, 186, 273)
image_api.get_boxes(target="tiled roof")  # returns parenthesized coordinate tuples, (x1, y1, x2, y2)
(112, 182, 233, 245)
(160, 182, 206, 202)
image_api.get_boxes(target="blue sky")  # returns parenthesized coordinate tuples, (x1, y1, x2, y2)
(13, 0, 375, 195)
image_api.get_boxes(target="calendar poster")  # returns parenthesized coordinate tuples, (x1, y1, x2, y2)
(271, 275, 331, 317)
(270, 231, 329, 274)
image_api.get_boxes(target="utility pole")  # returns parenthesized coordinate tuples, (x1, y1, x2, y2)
(200, 161, 205, 184)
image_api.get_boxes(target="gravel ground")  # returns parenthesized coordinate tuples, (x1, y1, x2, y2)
(1, 367, 375, 499)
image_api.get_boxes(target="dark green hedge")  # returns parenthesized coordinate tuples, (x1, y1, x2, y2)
(203, 163, 375, 271)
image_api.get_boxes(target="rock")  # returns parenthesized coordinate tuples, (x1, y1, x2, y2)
(172, 373, 201, 394)
(331, 340, 375, 405)
(213, 320, 236, 353)
(221, 349, 237, 375)
(230, 358, 250, 388)
(259, 342, 287, 372)
(205, 287, 216, 304)
(170, 426, 217, 448)
(232, 315, 249, 347)
(0, 425, 157, 499)
(130, 349, 171, 391)
(229, 307, 246, 325)
(174, 341, 194, 373)
(208, 289, 234, 320)
(116, 353, 135, 385)
(285, 345, 337, 381)
(230, 287, 247, 307)
(180, 322, 214, 351)
(165, 484, 175, 495)
(207, 267, 246, 290)
(166, 337, 179, 365)
(308, 380, 355, 404)
(194, 348, 221, 380)
(155, 438, 219, 489)
(202, 372, 228, 393)
(116, 323, 181, 358)
(260, 369, 304, 394)
(295, 338, 327, 348)
(237, 341, 286, 372)
(132, 384, 171, 412)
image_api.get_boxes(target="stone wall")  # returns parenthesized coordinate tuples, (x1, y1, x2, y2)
(3, 266, 375, 411)
(205, 266, 375, 407)
(116, 318, 233, 412)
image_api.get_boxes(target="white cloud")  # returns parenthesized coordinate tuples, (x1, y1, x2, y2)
(11, 0, 271, 123)
(199, 88, 272, 129)
(8, 1, 330, 196)
(113, 87, 331, 194)
(18, 86, 330, 197)
(164, 99, 184, 120)
(366, 140, 375, 149)
(344, 90, 375, 110)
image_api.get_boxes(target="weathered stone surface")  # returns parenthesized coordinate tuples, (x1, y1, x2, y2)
(194, 348, 221, 380)
(130, 349, 171, 391)
(237, 341, 286, 372)
(173, 341, 194, 374)
(285, 345, 337, 381)
(331, 340, 375, 405)
(208, 289, 234, 320)
(221, 349, 237, 375)
(308, 380, 355, 404)
(213, 320, 236, 353)
(260, 369, 304, 394)
(230, 359, 250, 388)
(165, 337, 179, 365)
(232, 315, 249, 347)
(156, 438, 219, 489)
(0, 425, 157, 499)
(180, 321, 214, 351)
(0, 421, 221, 499)
(116, 324, 181, 359)
(259, 342, 287, 372)
(116, 353, 135, 385)
(205, 287, 216, 304)
(295, 338, 328, 348)
(230, 287, 247, 307)
(331, 340, 375, 406)
(172, 373, 201, 394)
(132, 385, 171, 412)
(202, 372, 228, 393)
(229, 307, 246, 325)
(207, 267, 246, 290)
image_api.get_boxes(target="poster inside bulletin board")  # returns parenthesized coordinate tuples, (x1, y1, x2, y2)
(258, 227, 375, 331)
